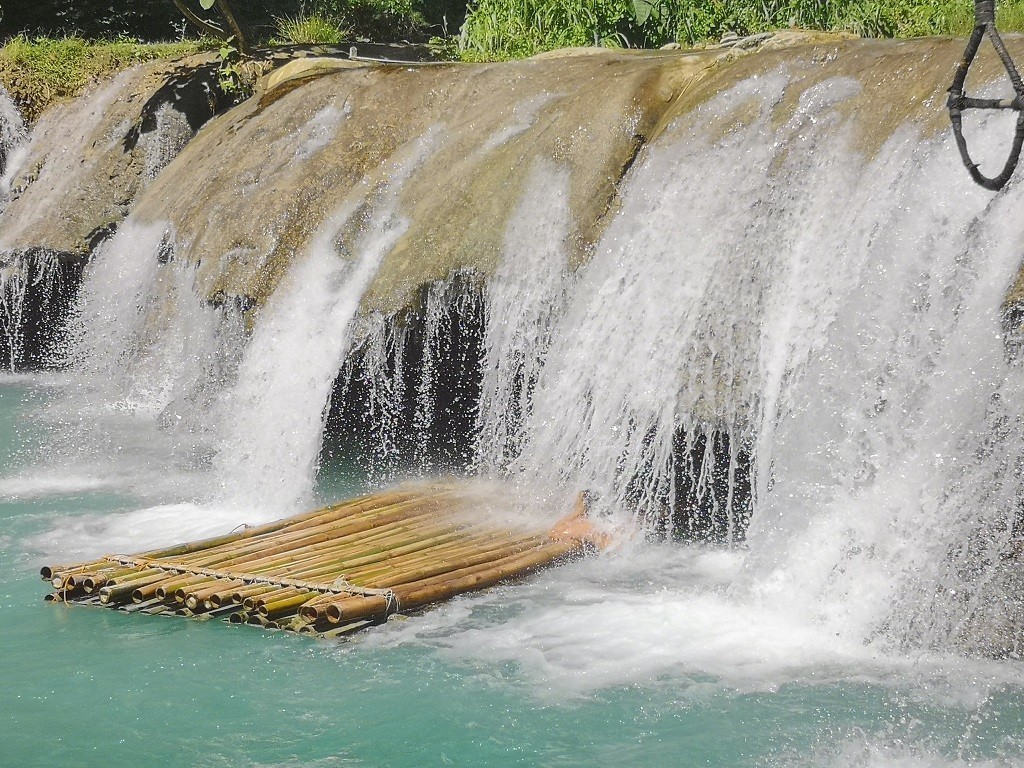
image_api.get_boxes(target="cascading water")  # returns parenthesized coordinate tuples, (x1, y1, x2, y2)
(474, 159, 573, 471)
(467, 70, 1024, 655)
(0, 86, 27, 201)
(4, 41, 1024, 768)
(0, 250, 60, 370)
(0, 72, 132, 251)
(213, 129, 441, 512)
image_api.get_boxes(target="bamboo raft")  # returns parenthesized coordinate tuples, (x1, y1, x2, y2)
(40, 484, 601, 638)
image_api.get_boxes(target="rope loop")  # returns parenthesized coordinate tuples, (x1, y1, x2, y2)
(948, 12, 1024, 191)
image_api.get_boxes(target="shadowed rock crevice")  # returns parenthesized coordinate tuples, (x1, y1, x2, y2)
(322, 273, 485, 481)
(0, 249, 84, 369)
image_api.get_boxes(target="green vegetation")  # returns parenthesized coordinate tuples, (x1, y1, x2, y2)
(309, 0, 427, 40)
(273, 14, 351, 44)
(0, 35, 210, 119)
(457, 0, 1024, 60)
(271, 0, 427, 45)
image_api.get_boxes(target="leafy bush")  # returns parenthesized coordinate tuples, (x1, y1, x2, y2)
(458, 0, 1024, 60)
(273, 13, 351, 43)
(308, 0, 427, 39)
(458, 0, 669, 59)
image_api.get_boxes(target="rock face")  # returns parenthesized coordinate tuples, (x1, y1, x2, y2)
(112, 33, 1024, 326)
(0, 54, 225, 263)
(130, 48, 722, 316)
(10, 33, 1024, 327)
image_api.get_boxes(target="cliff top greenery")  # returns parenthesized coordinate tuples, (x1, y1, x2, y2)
(5, 0, 1024, 119)
(0, 36, 210, 120)
(458, 0, 1024, 59)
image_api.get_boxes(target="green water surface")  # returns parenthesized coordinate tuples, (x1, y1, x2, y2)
(2, 379, 1023, 768)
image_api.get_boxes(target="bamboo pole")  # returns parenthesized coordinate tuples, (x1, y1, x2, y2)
(183, 579, 246, 611)
(228, 583, 280, 605)
(90, 567, 164, 593)
(173, 577, 226, 604)
(321, 539, 581, 624)
(258, 591, 320, 619)
(127, 490, 426, 564)
(42, 559, 110, 582)
(99, 571, 171, 605)
(138, 490, 448, 564)
(156, 574, 218, 600)
(61, 565, 124, 590)
(243, 586, 298, 610)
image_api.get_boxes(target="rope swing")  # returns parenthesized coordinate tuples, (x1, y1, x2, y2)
(948, 0, 1024, 190)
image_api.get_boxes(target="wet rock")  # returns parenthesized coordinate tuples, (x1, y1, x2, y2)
(0, 54, 225, 264)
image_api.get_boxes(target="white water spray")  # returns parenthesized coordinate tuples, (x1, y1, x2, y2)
(0, 86, 27, 204)
(213, 129, 441, 512)
(461, 69, 1024, 654)
(475, 159, 573, 470)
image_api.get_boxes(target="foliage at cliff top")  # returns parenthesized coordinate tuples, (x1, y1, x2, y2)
(457, 0, 1024, 60)
(0, 0, 442, 44)
(0, 36, 210, 121)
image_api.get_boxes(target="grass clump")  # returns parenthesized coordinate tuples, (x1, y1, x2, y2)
(309, 0, 426, 41)
(458, 0, 666, 60)
(273, 14, 351, 45)
(0, 35, 209, 120)
(457, 0, 1024, 60)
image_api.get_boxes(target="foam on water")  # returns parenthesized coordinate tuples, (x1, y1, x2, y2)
(777, 731, 1024, 768)
(24, 502, 266, 563)
(0, 473, 117, 500)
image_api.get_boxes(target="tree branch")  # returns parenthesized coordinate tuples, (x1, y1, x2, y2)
(171, 0, 228, 41)
(214, 0, 253, 55)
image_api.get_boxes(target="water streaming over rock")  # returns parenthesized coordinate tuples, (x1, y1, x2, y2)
(474, 70, 1024, 652)
(213, 129, 441, 512)
(5, 40, 1024, 659)
(0, 86, 27, 203)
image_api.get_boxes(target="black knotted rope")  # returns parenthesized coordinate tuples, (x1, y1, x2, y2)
(947, 0, 1024, 190)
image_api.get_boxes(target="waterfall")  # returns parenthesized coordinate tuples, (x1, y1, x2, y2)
(469, 69, 1024, 650)
(6, 43, 1024, 656)
(0, 86, 27, 205)
(0, 72, 133, 252)
(0, 250, 61, 370)
(213, 129, 441, 512)
(475, 159, 573, 471)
